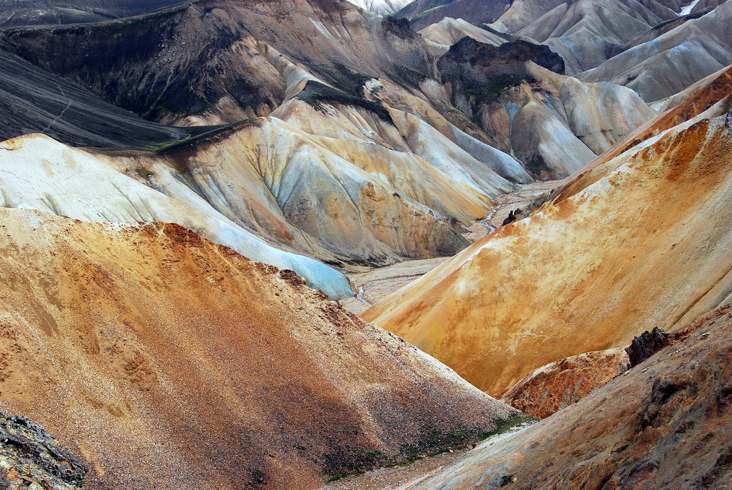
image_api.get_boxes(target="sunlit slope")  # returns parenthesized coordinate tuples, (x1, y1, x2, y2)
(365, 109, 732, 395)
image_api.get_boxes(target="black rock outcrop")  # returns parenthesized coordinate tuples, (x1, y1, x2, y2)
(438, 38, 565, 105)
(626, 327, 671, 367)
(0, 410, 87, 488)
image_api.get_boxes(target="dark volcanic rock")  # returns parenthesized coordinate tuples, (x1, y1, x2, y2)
(0, 0, 189, 27)
(438, 38, 565, 105)
(0, 409, 87, 488)
(297, 80, 394, 124)
(626, 327, 671, 367)
(0, 48, 211, 148)
(0, 0, 434, 125)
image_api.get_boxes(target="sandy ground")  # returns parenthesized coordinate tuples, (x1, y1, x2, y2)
(340, 180, 563, 314)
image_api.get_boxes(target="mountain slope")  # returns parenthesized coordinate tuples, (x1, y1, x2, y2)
(396, 0, 512, 30)
(0, 0, 188, 27)
(436, 38, 655, 178)
(347, 0, 411, 15)
(0, 0, 432, 125)
(407, 303, 732, 489)
(0, 207, 518, 488)
(365, 100, 732, 395)
(490, 0, 685, 73)
(581, 1, 732, 101)
(0, 133, 355, 298)
(0, 48, 208, 149)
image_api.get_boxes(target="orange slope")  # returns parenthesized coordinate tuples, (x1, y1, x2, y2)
(365, 108, 732, 396)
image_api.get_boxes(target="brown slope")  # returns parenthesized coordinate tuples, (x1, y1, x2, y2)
(0, 208, 517, 488)
(408, 303, 732, 489)
(502, 347, 629, 419)
(364, 108, 732, 396)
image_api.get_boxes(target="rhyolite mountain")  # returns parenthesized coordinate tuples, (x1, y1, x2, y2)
(402, 303, 732, 489)
(0, 0, 730, 487)
(0, 0, 189, 27)
(0, 0, 661, 293)
(365, 67, 732, 395)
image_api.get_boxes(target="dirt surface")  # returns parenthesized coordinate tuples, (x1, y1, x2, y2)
(0, 208, 518, 489)
(324, 445, 472, 490)
(502, 348, 629, 419)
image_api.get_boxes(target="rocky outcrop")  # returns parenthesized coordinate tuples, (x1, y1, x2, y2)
(405, 303, 732, 488)
(365, 98, 732, 396)
(437, 38, 566, 103)
(0, 410, 87, 489)
(0, 208, 519, 488)
(626, 328, 671, 367)
(502, 348, 630, 419)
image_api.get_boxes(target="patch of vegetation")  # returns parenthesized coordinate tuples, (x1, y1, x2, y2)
(323, 414, 534, 482)
(250, 468, 266, 486)
(324, 447, 387, 482)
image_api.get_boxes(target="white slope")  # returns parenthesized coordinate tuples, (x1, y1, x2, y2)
(0, 134, 354, 299)
(346, 0, 412, 15)
(679, 0, 702, 15)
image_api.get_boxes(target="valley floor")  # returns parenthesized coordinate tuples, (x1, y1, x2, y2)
(340, 180, 563, 314)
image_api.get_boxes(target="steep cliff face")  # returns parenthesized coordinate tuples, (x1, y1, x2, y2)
(0, 208, 518, 488)
(365, 102, 732, 395)
(407, 303, 732, 489)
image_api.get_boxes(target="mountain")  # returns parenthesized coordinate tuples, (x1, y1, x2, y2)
(0, 0, 529, 294)
(419, 17, 514, 55)
(435, 37, 655, 178)
(396, 0, 512, 30)
(581, 0, 732, 101)
(0, 0, 188, 27)
(1, 0, 729, 486)
(0, 207, 518, 487)
(364, 74, 732, 395)
(0, 48, 212, 148)
(489, 0, 685, 73)
(347, 0, 412, 15)
(403, 303, 732, 488)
